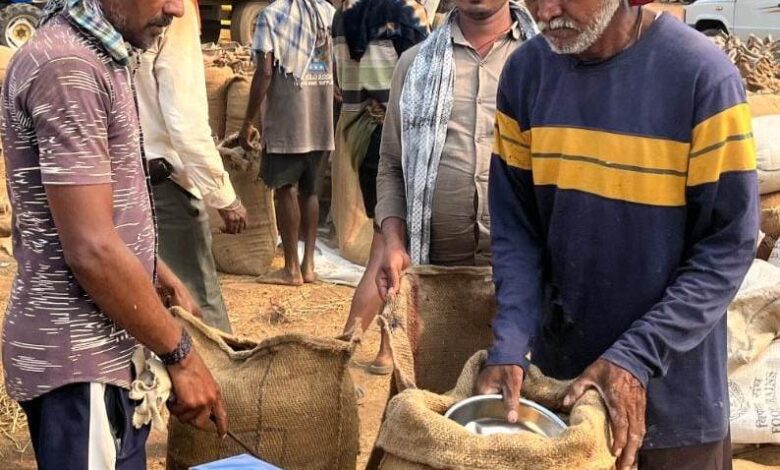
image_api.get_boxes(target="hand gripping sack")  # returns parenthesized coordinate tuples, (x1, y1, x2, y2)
(373, 351, 615, 470)
(208, 141, 277, 276)
(166, 308, 359, 470)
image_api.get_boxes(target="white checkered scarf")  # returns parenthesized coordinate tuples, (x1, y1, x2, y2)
(400, 2, 538, 265)
(252, 0, 335, 83)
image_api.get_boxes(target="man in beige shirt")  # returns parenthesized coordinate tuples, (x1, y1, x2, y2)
(137, 0, 247, 332)
(375, 0, 537, 296)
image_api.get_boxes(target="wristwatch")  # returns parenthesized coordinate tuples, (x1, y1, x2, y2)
(159, 329, 193, 366)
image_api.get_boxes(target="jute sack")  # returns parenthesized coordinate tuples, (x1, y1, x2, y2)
(382, 266, 496, 394)
(224, 75, 251, 137)
(332, 118, 373, 266)
(374, 351, 615, 470)
(208, 140, 277, 276)
(205, 64, 235, 140)
(166, 308, 359, 470)
(749, 94, 780, 118)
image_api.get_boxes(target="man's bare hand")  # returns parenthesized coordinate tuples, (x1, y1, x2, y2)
(376, 241, 410, 301)
(475, 365, 525, 423)
(218, 200, 248, 234)
(167, 349, 228, 437)
(563, 359, 646, 470)
(167, 281, 203, 319)
(238, 122, 260, 151)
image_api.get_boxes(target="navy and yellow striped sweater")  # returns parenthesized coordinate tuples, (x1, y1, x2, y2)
(489, 14, 758, 448)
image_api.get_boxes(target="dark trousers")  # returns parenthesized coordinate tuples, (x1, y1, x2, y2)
(21, 383, 150, 470)
(152, 180, 232, 333)
(639, 431, 732, 470)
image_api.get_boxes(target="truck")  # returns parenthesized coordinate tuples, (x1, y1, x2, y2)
(0, 0, 45, 49)
(198, 0, 269, 44)
(684, 0, 780, 39)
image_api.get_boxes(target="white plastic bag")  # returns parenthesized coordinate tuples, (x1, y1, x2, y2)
(730, 340, 780, 444)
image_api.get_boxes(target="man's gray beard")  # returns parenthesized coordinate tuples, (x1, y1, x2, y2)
(538, 0, 620, 55)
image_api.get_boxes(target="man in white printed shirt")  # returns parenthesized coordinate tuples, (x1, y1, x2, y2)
(137, 0, 247, 332)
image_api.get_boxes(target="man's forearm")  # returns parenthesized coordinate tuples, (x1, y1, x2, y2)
(67, 238, 182, 355)
(243, 56, 272, 128)
(381, 217, 407, 249)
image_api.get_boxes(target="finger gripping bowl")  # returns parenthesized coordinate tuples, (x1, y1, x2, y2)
(445, 395, 568, 438)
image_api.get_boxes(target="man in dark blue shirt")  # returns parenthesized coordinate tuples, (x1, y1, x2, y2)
(476, 0, 758, 468)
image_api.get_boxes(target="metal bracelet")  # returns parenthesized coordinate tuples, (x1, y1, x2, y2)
(159, 329, 193, 366)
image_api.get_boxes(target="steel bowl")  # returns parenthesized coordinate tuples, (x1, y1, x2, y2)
(445, 395, 567, 438)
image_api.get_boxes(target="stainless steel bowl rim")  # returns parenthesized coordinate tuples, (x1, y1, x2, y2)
(444, 394, 568, 430)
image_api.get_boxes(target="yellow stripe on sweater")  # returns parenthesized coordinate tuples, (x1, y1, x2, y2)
(688, 103, 756, 186)
(494, 110, 531, 170)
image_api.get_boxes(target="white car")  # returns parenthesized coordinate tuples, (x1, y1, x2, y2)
(684, 0, 780, 39)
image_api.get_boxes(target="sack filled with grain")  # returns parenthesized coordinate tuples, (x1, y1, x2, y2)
(727, 261, 780, 444)
(372, 351, 614, 470)
(749, 94, 780, 118)
(224, 75, 251, 137)
(208, 136, 277, 276)
(332, 118, 373, 265)
(166, 308, 359, 470)
(205, 64, 235, 140)
(754, 115, 780, 195)
(382, 266, 496, 394)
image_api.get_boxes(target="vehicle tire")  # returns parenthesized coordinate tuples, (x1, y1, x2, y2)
(0, 3, 40, 50)
(201, 19, 222, 44)
(701, 28, 726, 37)
(230, 0, 268, 46)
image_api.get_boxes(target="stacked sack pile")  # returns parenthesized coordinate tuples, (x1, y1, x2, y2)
(712, 35, 780, 465)
(713, 33, 780, 116)
(203, 43, 278, 276)
(713, 35, 780, 263)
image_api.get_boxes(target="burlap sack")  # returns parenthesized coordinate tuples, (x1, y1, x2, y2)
(332, 118, 373, 266)
(205, 65, 235, 140)
(224, 75, 251, 138)
(166, 308, 359, 470)
(208, 142, 277, 276)
(749, 94, 780, 118)
(374, 351, 615, 470)
(382, 266, 496, 394)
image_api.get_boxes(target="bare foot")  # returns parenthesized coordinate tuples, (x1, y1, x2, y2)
(256, 268, 304, 286)
(302, 261, 317, 284)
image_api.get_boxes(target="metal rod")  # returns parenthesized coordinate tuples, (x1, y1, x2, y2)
(210, 414, 264, 461)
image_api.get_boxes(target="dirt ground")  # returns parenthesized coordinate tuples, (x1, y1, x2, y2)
(0, 253, 390, 470)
